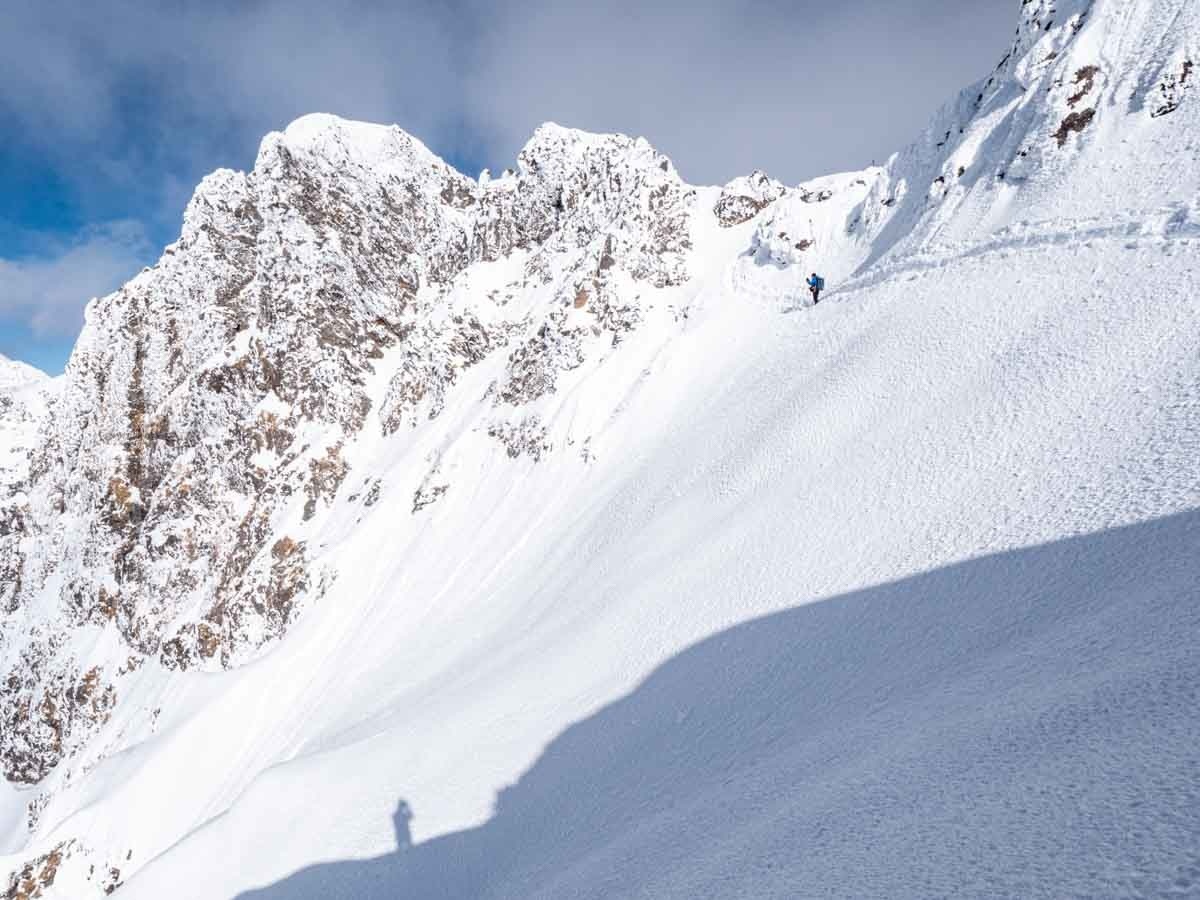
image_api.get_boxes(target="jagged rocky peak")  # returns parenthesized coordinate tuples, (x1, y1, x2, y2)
(380, 119, 697, 428)
(0, 115, 481, 786)
(0, 112, 703, 788)
(714, 170, 788, 227)
(477, 120, 696, 284)
(272, 112, 451, 170)
(516, 121, 676, 178)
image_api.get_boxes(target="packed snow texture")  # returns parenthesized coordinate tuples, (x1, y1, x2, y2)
(2, 0, 1199, 897)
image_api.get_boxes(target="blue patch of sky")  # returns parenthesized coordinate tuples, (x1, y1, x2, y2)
(0, 145, 82, 249)
(0, 323, 76, 376)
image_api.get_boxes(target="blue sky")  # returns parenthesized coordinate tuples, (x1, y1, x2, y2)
(0, 0, 1014, 374)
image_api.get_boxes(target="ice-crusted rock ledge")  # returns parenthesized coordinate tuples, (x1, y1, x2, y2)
(714, 170, 788, 227)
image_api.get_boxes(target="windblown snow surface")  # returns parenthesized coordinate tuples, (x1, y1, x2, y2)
(3, 0, 1200, 897)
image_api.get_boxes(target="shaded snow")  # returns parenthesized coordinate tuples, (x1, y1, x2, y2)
(231, 510, 1200, 899)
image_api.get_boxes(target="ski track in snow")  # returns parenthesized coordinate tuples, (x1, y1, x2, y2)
(835, 204, 1200, 301)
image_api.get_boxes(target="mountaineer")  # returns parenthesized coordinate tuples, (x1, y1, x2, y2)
(807, 272, 825, 305)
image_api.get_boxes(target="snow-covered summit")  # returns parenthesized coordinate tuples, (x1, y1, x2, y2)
(0, 355, 46, 394)
(264, 113, 456, 180)
(517, 121, 678, 177)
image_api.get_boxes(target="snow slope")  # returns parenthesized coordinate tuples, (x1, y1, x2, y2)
(118, 197, 1200, 900)
(2, 0, 1199, 897)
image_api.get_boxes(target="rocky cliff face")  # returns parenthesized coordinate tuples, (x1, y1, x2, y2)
(0, 116, 712, 790)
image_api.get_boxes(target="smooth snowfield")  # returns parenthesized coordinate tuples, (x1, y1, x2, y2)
(245, 513, 1200, 900)
(110, 212, 1200, 899)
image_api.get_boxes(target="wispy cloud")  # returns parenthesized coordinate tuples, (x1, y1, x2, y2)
(0, 222, 153, 338)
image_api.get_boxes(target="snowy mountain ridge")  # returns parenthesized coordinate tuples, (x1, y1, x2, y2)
(2, 0, 1199, 896)
(0, 358, 46, 395)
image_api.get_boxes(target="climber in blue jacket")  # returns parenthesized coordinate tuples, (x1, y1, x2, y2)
(807, 272, 825, 305)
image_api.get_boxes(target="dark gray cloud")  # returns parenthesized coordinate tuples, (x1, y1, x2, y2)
(2, 0, 1015, 186)
(461, 0, 1016, 182)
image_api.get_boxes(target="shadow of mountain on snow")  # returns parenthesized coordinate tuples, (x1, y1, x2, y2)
(238, 510, 1200, 899)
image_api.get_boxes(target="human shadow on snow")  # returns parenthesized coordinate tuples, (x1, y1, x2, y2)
(239, 509, 1200, 900)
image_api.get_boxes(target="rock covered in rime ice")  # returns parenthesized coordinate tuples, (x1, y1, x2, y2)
(713, 170, 788, 226)
(0, 113, 698, 786)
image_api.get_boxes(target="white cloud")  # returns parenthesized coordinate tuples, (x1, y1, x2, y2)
(0, 222, 153, 338)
